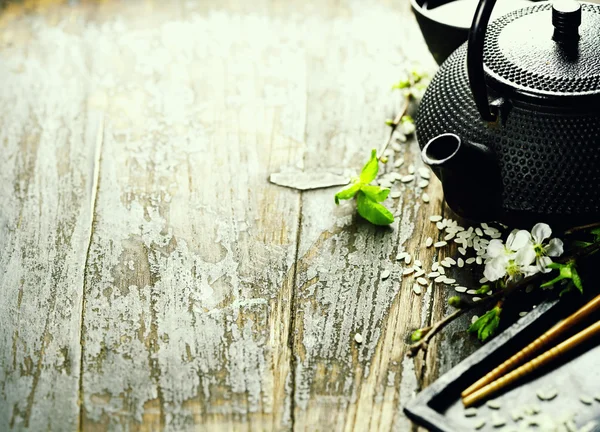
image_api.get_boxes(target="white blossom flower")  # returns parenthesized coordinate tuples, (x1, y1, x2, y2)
(483, 223, 565, 282)
(483, 230, 531, 281)
(523, 223, 564, 273)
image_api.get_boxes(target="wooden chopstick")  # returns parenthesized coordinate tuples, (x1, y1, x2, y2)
(463, 318, 600, 407)
(461, 293, 600, 399)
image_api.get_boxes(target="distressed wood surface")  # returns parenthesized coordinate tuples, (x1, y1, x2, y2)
(0, 1, 481, 430)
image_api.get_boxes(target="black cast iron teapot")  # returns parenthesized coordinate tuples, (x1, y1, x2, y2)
(417, 0, 600, 228)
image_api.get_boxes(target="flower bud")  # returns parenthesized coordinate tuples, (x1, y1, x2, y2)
(476, 284, 491, 294)
(448, 296, 463, 308)
(411, 329, 423, 342)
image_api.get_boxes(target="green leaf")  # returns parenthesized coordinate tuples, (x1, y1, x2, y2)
(361, 185, 390, 202)
(571, 265, 583, 293)
(334, 182, 361, 205)
(468, 307, 501, 342)
(480, 314, 501, 342)
(546, 262, 562, 270)
(411, 68, 427, 82)
(468, 314, 486, 334)
(356, 191, 394, 226)
(359, 149, 379, 183)
(540, 261, 583, 293)
(391, 79, 411, 90)
(573, 240, 593, 248)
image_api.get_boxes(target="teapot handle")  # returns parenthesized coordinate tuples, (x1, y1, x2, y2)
(467, 0, 498, 122)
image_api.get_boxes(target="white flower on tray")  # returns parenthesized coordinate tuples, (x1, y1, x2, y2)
(483, 223, 564, 282)
(483, 230, 531, 281)
(527, 223, 565, 273)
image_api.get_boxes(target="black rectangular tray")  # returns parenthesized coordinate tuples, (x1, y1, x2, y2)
(405, 294, 600, 432)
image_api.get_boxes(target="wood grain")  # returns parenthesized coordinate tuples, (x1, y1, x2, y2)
(291, 3, 435, 429)
(75, 2, 307, 429)
(0, 1, 482, 430)
(0, 3, 100, 429)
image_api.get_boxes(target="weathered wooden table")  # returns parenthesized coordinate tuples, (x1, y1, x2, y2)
(0, 1, 479, 430)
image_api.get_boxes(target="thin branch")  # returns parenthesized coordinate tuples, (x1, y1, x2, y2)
(378, 96, 410, 159)
(558, 238, 600, 262)
(406, 276, 531, 357)
(407, 308, 468, 357)
(406, 239, 600, 357)
(563, 221, 600, 236)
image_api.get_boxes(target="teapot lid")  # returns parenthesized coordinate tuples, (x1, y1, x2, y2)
(483, 1, 600, 104)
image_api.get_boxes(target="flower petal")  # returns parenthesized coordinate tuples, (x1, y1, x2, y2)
(515, 246, 536, 266)
(523, 265, 540, 277)
(485, 239, 505, 259)
(531, 223, 552, 244)
(506, 230, 517, 248)
(508, 230, 531, 251)
(546, 238, 564, 257)
(537, 256, 553, 273)
(484, 256, 508, 281)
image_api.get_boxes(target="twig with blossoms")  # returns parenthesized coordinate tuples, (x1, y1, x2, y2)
(407, 271, 541, 357)
(406, 223, 600, 358)
(379, 67, 430, 161)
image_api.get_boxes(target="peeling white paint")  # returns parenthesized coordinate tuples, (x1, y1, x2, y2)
(0, 0, 437, 429)
(395, 356, 419, 431)
(0, 13, 100, 429)
(79, 9, 306, 427)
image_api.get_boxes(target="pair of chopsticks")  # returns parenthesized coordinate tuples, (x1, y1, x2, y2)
(462, 294, 600, 407)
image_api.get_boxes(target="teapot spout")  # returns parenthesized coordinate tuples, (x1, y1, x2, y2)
(421, 133, 502, 221)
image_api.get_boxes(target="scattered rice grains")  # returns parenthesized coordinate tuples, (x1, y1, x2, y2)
(536, 388, 558, 401)
(491, 413, 505, 428)
(486, 399, 501, 410)
(474, 419, 486, 430)
(464, 407, 478, 417)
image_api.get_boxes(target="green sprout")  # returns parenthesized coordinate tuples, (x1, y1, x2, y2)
(334, 150, 394, 226)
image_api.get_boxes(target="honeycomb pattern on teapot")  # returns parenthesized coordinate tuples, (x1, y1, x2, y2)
(484, 3, 600, 95)
(416, 44, 600, 217)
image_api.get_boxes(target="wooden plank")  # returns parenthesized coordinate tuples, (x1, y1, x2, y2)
(0, 4, 100, 430)
(290, 2, 448, 431)
(74, 1, 306, 429)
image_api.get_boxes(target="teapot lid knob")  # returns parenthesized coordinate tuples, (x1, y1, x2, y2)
(552, 0, 582, 42)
